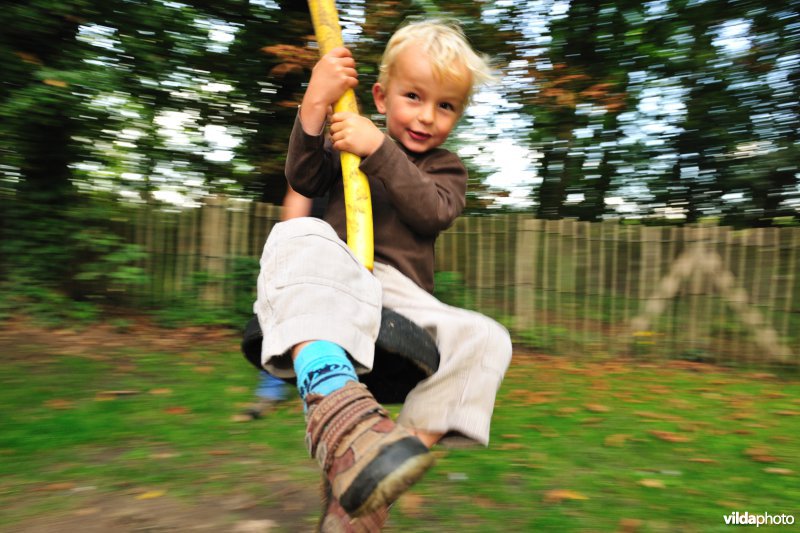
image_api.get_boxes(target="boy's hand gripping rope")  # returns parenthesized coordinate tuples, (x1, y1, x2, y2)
(307, 0, 374, 271)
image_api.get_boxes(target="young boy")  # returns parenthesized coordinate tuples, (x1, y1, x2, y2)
(254, 20, 512, 530)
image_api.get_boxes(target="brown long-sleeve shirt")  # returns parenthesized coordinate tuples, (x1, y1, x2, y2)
(285, 114, 467, 293)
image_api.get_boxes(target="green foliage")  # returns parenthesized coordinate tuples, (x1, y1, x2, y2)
(68, 204, 149, 300)
(0, 194, 149, 323)
(151, 256, 257, 329)
(0, 276, 99, 326)
(515, 324, 571, 353)
(433, 270, 476, 309)
(150, 271, 230, 329)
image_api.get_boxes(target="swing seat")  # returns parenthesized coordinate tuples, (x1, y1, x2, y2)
(241, 308, 440, 404)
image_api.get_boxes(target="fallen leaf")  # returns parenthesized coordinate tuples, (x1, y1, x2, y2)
(208, 450, 232, 456)
(556, 407, 579, 415)
(604, 434, 630, 448)
(136, 490, 166, 500)
(233, 519, 278, 533)
(689, 457, 718, 464)
(584, 403, 611, 413)
(773, 410, 799, 416)
(618, 518, 644, 532)
(511, 390, 556, 405)
(471, 495, 497, 509)
(37, 482, 76, 492)
(164, 406, 190, 415)
(701, 392, 723, 400)
(667, 398, 692, 409)
(150, 453, 179, 459)
(638, 479, 665, 489)
(649, 430, 692, 443)
(744, 447, 777, 463)
(749, 454, 779, 463)
(763, 468, 793, 475)
(44, 399, 74, 410)
(635, 411, 682, 422)
(194, 366, 214, 373)
(149, 388, 172, 395)
(543, 489, 589, 503)
(43, 79, 68, 88)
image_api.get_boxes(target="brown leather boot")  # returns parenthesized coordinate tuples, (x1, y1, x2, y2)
(318, 477, 389, 532)
(305, 381, 433, 518)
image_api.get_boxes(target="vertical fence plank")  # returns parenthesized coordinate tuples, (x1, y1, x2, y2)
(201, 196, 227, 304)
(581, 221, 592, 354)
(781, 228, 798, 363)
(502, 215, 515, 319)
(608, 222, 620, 356)
(637, 226, 657, 358)
(554, 219, 565, 348)
(513, 218, 535, 333)
(765, 227, 779, 338)
(710, 226, 727, 361)
(621, 225, 635, 355)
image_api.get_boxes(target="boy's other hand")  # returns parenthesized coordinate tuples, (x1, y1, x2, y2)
(300, 47, 358, 135)
(330, 112, 384, 158)
(305, 47, 358, 111)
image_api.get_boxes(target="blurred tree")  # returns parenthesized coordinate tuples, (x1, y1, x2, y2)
(509, 0, 798, 224)
(1, 0, 798, 313)
(526, 1, 633, 220)
(0, 0, 294, 300)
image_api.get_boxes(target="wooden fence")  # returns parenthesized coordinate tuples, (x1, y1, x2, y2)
(126, 197, 800, 364)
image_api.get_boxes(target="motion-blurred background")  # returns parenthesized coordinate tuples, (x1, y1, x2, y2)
(1, 1, 798, 531)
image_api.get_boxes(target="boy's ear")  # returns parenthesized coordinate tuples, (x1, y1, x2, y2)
(372, 83, 387, 114)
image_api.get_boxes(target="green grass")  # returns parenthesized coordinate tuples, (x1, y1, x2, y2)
(1, 334, 798, 531)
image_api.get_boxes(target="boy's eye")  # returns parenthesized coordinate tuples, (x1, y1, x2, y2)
(405, 92, 419, 101)
(439, 102, 456, 111)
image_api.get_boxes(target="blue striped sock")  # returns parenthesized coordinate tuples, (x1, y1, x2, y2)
(293, 341, 358, 401)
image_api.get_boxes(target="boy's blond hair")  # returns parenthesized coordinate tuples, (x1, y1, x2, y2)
(377, 19, 494, 103)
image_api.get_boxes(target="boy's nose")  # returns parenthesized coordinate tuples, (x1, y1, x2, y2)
(418, 104, 434, 124)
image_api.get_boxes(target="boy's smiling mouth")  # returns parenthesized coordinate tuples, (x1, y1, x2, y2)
(407, 129, 432, 141)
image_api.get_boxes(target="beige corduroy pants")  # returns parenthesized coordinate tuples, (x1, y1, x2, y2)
(255, 217, 512, 446)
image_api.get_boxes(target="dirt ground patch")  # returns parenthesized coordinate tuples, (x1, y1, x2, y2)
(8, 488, 319, 532)
(0, 315, 241, 360)
(0, 316, 324, 532)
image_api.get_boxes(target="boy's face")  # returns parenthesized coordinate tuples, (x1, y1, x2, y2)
(372, 45, 471, 154)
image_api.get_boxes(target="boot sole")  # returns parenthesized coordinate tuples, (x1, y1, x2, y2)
(340, 437, 435, 517)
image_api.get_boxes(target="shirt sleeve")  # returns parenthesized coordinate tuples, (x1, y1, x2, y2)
(359, 137, 467, 236)
(284, 111, 336, 198)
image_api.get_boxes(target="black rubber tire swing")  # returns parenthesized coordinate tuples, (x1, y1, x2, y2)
(241, 308, 440, 404)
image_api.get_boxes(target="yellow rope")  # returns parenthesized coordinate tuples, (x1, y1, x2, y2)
(307, 0, 374, 271)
